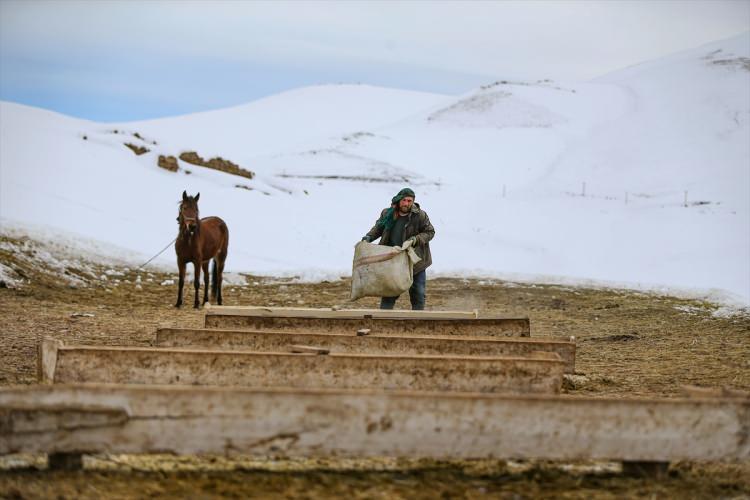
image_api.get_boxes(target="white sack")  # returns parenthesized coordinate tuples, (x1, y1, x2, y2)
(350, 241, 421, 300)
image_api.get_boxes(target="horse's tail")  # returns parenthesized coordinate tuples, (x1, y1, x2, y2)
(211, 259, 218, 300)
(211, 218, 228, 302)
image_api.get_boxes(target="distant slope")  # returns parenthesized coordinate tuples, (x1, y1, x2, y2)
(123, 85, 451, 159)
(544, 32, 750, 202)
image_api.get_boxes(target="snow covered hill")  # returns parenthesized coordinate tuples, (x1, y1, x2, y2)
(1, 33, 748, 305)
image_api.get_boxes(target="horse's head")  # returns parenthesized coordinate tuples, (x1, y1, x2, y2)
(178, 190, 200, 236)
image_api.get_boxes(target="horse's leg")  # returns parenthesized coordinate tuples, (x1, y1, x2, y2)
(202, 260, 210, 305)
(211, 259, 218, 302)
(216, 259, 224, 305)
(175, 259, 186, 308)
(193, 260, 201, 309)
(217, 248, 227, 305)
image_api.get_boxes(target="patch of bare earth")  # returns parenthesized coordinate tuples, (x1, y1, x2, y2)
(1, 233, 748, 498)
(179, 151, 255, 179)
(124, 143, 149, 155)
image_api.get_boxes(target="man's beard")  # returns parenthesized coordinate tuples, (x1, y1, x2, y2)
(399, 206, 409, 214)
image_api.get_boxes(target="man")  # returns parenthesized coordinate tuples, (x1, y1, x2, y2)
(362, 188, 435, 310)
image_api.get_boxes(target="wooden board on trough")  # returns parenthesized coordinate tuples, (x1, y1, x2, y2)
(204, 306, 530, 337)
(205, 305, 481, 319)
(156, 327, 576, 373)
(37, 339, 563, 395)
(1, 384, 747, 461)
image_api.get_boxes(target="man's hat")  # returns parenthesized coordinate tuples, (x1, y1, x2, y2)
(392, 187, 415, 205)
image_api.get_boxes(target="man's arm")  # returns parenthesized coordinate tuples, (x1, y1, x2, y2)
(412, 211, 435, 246)
(364, 209, 387, 242)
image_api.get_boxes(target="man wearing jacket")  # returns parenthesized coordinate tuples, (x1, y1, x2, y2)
(362, 188, 435, 310)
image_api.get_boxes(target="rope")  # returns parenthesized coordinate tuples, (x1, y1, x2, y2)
(136, 237, 177, 271)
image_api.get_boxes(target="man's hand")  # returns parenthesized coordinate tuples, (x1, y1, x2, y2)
(401, 237, 417, 250)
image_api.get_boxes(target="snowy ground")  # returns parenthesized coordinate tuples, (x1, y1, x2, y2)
(1, 33, 748, 306)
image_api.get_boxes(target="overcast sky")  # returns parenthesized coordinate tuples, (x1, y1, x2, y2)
(1, 0, 748, 122)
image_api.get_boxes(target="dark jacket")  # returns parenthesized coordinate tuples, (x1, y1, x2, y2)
(366, 202, 435, 275)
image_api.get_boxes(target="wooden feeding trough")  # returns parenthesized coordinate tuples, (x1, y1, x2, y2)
(155, 327, 577, 373)
(2, 384, 747, 467)
(203, 306, 531, 337)
(38, 338, 564, 394)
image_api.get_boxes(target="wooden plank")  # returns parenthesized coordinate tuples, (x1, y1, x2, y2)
(156, 328, 576, 373)
(205, 305, 480, 319)
(288, 345, 330, 355)
(1, 384, 748, 461)
(204, 315, 531, 337)
(37, 337, 58, 384)
(39, 340, 564, 395)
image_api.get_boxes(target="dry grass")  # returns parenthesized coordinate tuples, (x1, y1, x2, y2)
(1, 456, 749, 499)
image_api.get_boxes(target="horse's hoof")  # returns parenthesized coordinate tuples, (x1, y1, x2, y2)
(174, 303, 182, 308)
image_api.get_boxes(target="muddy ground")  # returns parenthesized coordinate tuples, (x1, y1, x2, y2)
(1, 234, 749, 498)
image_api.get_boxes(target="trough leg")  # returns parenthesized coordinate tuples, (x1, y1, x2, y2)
(48, 452, 83, 471)
(621, 460, 669, 479)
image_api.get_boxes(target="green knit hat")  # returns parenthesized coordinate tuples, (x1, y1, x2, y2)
(391, 187, 415, 205)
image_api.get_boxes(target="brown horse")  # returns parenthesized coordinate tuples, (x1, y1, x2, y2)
(175, 191, 229, 308)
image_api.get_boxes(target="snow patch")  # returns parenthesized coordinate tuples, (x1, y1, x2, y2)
(0, 262, 22, 289)
(428, 89, 566, 129)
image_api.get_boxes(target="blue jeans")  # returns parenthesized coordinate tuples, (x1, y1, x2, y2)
(380, 270, 426, 310)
